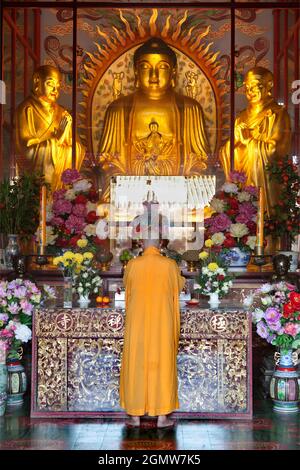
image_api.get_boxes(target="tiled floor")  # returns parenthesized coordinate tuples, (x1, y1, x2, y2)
(0, 398, 299, 450)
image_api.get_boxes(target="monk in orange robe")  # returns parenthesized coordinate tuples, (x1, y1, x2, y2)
(119, 239, 185, 427)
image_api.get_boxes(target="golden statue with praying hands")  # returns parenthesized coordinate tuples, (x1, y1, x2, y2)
(15, 65, 85, 191)
(220, 67, 291, 217)
(98, 38, 210, 197)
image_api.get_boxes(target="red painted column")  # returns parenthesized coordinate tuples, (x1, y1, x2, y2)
(294, 9, 299, 158)
(273, 9, 280, 100)
(10, 8, 16, 178)
(72, 6, 77, 169)
(24, 8, 28, 97)
(34, 8, 41, 68)
(284, 9, 289, 108)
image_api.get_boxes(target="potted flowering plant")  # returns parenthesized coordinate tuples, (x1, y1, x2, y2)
(195, 239, 234, 308)
(0, 279, 55, 360)
(205, 170, 258, 270)
(244, 282, 300, 412)
(46, 169, 103, 254)
(244, 282, 300, 351)
(0, 279, 55, 408)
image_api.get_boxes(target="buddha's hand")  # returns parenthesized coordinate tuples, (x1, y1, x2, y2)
(59, 112, 72, 131)
(234, 122, 250, 145)
(56, 112, 72, 142)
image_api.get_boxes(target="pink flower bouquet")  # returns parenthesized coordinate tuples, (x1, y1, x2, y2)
(205, 171, 258, 254)
(46, 169, 103, 253)
(244, 282, 300, 351)
(0, 279, 55, 359)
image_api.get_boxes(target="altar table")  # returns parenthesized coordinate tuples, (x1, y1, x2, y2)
(31, 305, 252, 419)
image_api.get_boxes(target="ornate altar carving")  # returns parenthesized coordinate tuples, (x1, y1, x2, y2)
(32, 307, 252, 418)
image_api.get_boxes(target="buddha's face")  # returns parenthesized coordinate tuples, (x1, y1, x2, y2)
(35, 71, 61, 103)
(135, 53, 175, 99)
(244, 74, 271, 104)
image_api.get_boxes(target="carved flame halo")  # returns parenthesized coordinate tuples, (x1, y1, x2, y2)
(78, 9, 228, 163)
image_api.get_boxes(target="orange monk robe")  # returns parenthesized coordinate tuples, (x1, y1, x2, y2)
(120, 245, 185, 416)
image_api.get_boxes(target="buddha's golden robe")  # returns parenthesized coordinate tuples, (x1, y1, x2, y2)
(99, 92, 210, 178)
(220, 98, 291, 216)
(120, 245, 185, 416)
(15, 94, 85, 191)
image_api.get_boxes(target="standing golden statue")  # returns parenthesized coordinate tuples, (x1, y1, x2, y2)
(220, 67, 291, 216)
(99, 38, 210, 196)
(15, 65, 85, 191)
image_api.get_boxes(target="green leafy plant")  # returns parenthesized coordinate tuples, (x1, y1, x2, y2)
(0, 173, 45, 239)
(265, 156, 300, 249)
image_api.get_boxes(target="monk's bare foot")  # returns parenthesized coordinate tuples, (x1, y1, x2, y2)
(157, 416, 174, 428)
(126, 416, 140, 427)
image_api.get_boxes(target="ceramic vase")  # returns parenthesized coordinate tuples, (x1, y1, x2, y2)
(78, 294, 91, 309)
(220, 247, 251, 272)
(5, 234, 20, 270)
(208, 292, 220, 309)
(270, 349, 300, 413)
(6, 360, 27, 406)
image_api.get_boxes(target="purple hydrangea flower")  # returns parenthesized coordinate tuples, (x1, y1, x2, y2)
(238, 201, 257, 219)
(256, 321, 269, 339)
(52, 199, 73, 216)
(208, 213, 232, 234)
(61, 169, 81, 184)
(53, 189, 67, 201)
(244, 185, 258, 196)
(65, 214, 85, 234)
(229, 170, 247, 183)
(265, 307, 281, 325)
(72, 204, 87, 218)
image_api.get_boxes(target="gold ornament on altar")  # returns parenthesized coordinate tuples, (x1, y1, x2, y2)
(15, 65, 86, 191)
(220, 66, 291, 217)
(98, 38, 211, 199)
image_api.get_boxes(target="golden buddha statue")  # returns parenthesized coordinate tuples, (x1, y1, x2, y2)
(15, 65, 85, 191)
(98, 38, 210, 197)
(220, 67, 291, 217)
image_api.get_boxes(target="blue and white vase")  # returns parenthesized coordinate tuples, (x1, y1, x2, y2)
(220, 247, 251, 272)
(270, 349, 300, 413)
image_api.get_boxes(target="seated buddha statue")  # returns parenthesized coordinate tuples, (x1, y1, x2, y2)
(98, 38, 210, 199)
(219, 67, 291, 217)
(15, 65, 85, 191)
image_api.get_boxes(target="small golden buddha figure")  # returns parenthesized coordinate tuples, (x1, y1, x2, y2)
(15, 65, 85, 191)
(219, 67, 291, 217)
(99, 38, 210, 197)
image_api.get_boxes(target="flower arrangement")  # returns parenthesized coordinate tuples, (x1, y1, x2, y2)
(0, 279, 55, 359)
(244, 282, 300, 351)
(46, 169, 102, 252)
(204, 171, 258, 254)
(73, 258, 102, 298)
(53, 239, 102, 297)
(195, 239, 234, 297)
(265, 156, 300, 249)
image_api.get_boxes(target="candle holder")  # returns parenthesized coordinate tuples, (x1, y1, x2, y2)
(35, 246, 48, 268)
(250, 246, 272, 272)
